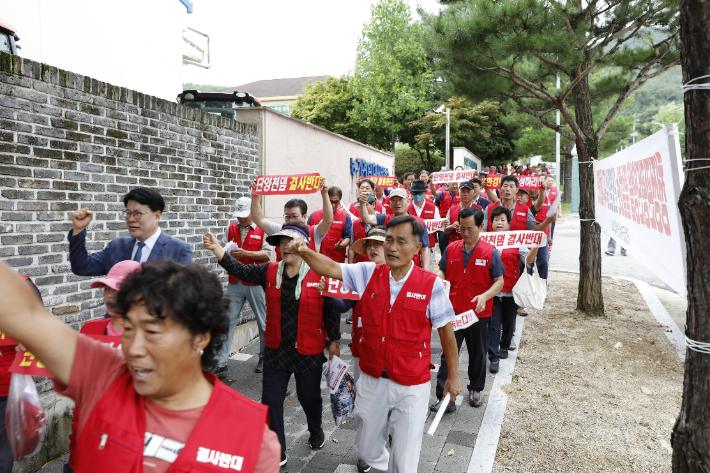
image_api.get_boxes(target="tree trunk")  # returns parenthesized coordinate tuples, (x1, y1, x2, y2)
(562, 143, 574, 204)
(571, 69, 604, 315)
(671, 0, 710, 469)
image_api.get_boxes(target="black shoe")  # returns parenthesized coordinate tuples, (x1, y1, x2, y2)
(500, 348, 509, 359)
(346, 314, 353, 324)
(213, 364, 228, 377)
(430, 398, 457, 413)
(255, 358, 264, 373)
(357, 459, 372, 472)
(280, 452, 287, 466)
(489, 359, 500, 373)
(309, 428, 325, 449)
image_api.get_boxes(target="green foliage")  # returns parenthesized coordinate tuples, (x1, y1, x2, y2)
(182, 83, 230, 93)
(395, 143, 444, 176)
(401, 96, 511, 167)
(351, 0, 434, 151)
(290, 76, 389, 149)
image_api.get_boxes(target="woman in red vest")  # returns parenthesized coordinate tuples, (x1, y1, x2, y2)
(203, 222, 341, 467)
(486, 206, 539, 374)
(0, 260, 280, 473)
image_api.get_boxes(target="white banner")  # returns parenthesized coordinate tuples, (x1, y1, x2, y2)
(593, 127, 686, 296)
(423, 218, 447, 234)
(451, 310, 478, 331)
(431, 169, 477, 184)
(479, 231, 548, 249)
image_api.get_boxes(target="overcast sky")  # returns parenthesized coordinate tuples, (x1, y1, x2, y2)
(182, 0, 443, 88)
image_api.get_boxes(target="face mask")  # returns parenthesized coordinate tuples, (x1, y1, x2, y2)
(412, 194, 425, 203)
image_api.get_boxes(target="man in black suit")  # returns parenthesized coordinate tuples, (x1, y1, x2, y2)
(67, 188, 192, 276)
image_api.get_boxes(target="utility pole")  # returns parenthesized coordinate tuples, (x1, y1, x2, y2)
(445, 108, 450, 169)
(555, 72, 561, 188)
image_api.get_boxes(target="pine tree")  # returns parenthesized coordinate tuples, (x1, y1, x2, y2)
(423, 0, 679, 314)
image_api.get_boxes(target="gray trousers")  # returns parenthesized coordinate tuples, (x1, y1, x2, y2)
(607, 237, 626, 255)
(217, 281, 267, 367)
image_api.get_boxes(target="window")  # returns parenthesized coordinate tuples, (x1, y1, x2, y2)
(0, 34, 11, 54)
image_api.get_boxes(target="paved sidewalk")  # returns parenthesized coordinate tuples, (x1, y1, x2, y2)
(40, 312, 503, 472)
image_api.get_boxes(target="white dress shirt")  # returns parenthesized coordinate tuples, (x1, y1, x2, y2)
(131, 228, 162, 263)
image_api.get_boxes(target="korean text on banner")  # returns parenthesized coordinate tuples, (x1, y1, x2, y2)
(251, 173, 322, 195)
(593, 128, 686, 296)
(485, 175, 541, 190)
(0, 331, 17, 346)
(452, 310, 478, 331)
(432, 170, 477, 184)
(479, 231, 548, 250)
(362, 176, 397, 188)
(424, 218, 447, 234)
(325, 278, 360, 300)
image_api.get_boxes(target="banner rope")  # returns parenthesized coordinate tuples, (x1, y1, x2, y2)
(682, 74, 710, 93)
(685, 336, 710, 354)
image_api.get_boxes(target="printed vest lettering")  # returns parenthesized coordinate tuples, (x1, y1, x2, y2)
(263, 263, 326, 355)
(408, 200, 437, 220)
(357, 264, 436, 386)
(446, 240, 496, 318)
(227, 224, 265, 286)
(74, 371, 266, 473)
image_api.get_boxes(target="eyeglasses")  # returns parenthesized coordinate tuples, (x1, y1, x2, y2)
(122, 210, 153, 220)
(283, 214, 303, 221)
(330, 200, 341, 206)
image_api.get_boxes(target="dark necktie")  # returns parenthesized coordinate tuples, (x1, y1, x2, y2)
(133, 242, 146, 262)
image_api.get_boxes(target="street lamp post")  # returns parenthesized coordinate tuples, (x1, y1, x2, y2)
(445, 108, 450, 169)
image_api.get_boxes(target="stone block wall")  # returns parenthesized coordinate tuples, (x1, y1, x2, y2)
(0, 52, 259, 471)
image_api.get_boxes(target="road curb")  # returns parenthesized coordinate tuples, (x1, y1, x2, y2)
(466, 316, 525, 473)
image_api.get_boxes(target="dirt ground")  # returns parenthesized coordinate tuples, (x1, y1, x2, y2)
(492, 273, 683, 473)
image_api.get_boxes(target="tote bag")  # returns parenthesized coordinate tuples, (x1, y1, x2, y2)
(512, 265, 547, 310)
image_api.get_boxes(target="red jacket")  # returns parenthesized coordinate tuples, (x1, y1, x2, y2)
(445, 240, 496, 318)
(275, 225, 316, 261)
(310, 209, 348, 263)
(501, 248, 521, 293)
(487, 201, 529, 231)
(74, 371, 267, 473)
(408, 200, 437, 220)
(448, 203, 482, 243)
(437, 191, 460, 221)
(227, 224, 265, 285)
(357, 264, 436, 386)
(351, 219, 369, 263)
(534, 188, 558, 237)
(264, 263, 326, 355)
(381, 197, 393, 215)
(350, 301, 364, 358)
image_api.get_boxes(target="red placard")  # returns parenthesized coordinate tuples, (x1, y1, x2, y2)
(251, 173, 322, 195)
(361, 176, 397, 188)
(0, 331, 17, 346)
(485, 174, 542, 190)
(324, 278, 360, 300)
(8, 334, 122, 378)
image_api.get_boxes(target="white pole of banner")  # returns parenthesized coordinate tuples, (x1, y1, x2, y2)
(665, 124, 688, 295)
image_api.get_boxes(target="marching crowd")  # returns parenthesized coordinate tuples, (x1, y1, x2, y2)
(0, 165, 560, 473)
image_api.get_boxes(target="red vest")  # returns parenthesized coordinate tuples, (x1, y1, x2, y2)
(80, 318, 111, 335)
(446, 240, 496, 318)
(448, 203, 482, 243)
(501, 248, 521, 292)
(264, 263, 326, 355)
(227, 224, 265, 286)
(381, 197, 393, 215)
(438, 191, 460, 221)
(74, 371, 267, 473)
(348, 202, 383, 219)
(408, 200, 437, 220)
(425, 188, 435, 201)
(352, 219, 369, 263)
(310, 209, 348, 263)
(357, 264, 436, 386)
(350, 301, 364, 358)
(275, 225, 316, 261)
(487, 201, 528, 231)
(383, 214, 429, 268)
(534, 188, 558, 237)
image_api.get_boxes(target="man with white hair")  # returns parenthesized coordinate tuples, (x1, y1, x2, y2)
(217, 197, 272, 375)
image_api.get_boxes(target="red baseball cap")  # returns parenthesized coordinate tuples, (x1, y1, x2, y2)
(90, 260, 142, 290)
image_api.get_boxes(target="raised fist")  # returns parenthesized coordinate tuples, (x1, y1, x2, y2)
(320, 178, 329, 195)
(71, 208, 94, 235)
(287, 237, 309, 256)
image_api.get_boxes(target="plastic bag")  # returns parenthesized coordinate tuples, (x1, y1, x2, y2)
(6, 373, 47, 460)
(512, 265, 547, 310)
(322, 357, 356, 426)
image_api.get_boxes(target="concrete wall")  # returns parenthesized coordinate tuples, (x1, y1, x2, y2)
(0, 51, 259, 472)
(234, 107, 394, 222)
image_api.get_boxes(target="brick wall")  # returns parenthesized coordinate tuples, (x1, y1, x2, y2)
(0, 52, 260, 470)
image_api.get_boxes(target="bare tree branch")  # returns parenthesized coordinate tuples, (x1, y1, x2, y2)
(506, 94, 577, 141)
